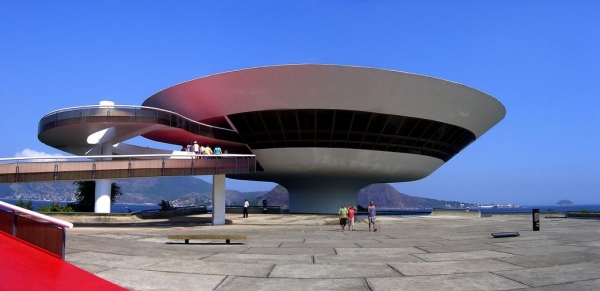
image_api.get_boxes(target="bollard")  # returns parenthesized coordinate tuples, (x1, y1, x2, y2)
(532, 208, 540, 231)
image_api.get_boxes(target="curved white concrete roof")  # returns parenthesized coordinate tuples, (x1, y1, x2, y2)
(143, 64, 505, 138)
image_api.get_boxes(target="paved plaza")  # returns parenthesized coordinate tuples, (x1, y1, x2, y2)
(64, 213, 600, 290)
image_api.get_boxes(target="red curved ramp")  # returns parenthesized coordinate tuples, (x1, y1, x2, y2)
(0, 231, 126, 290)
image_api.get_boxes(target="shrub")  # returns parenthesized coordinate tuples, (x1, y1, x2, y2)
(38, 202, 74, 212)
(158, 200, 172, 210)
(15, 198, 33, 210)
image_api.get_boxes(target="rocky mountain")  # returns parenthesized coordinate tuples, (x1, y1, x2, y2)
(1, 177, 473, 209)
(260, 183, 473, 209)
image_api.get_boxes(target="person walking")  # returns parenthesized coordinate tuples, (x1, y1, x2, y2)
(367, 201, 377, 232)
(347, 204, 357, 231)
(338, 203, 348, 232)
(243, 199, 249, 218)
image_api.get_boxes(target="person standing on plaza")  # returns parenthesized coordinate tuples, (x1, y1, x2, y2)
(367, 201, 377, 232)
(243, 199, 249, 218)
(338, 203, 348, 232)
(347, 204, 357, 231)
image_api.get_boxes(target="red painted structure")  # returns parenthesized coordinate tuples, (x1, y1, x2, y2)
(0, 231, 127, 290)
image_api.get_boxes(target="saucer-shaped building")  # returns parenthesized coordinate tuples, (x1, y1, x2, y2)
(140, 64, 506, 213)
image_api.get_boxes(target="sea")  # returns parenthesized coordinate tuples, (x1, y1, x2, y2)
(1, 198, 599, 214)
(0, 199, 161, 213)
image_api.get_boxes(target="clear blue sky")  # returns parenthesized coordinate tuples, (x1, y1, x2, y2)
(1, 1, 598, 206)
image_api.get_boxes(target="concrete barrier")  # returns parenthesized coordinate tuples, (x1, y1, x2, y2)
(226, 206, 282, 214)
(430, 209, 481, 218)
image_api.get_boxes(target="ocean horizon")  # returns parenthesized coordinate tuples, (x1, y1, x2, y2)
(2, 198, 599, 214)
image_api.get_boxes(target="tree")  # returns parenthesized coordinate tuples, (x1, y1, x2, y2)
(38, 202, 73, 212)
(68, 181, 123, 212)
(15, 198, 33, 210)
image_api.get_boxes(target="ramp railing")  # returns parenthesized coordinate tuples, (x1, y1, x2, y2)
(0, 154, 256, 183)
(0, 200, 73, 259)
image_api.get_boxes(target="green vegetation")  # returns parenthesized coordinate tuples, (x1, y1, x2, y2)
(579, 209, 591, 214)
(15, 198, 33, 210)
(38, 202, 74, 212)
(67, 181, 123, 212)
(158, 200, 172, 210)
(546, 208, 555, 213)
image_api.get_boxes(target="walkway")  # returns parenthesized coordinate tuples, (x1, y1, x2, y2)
(63, 213, 600, 290)
(0, 231, 126, 290)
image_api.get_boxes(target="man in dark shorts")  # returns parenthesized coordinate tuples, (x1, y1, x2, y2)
(338, 203, 348, 232)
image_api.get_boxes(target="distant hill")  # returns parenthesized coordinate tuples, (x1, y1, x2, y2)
(258, 183, 473, 210)
(1, 177, 473, 209)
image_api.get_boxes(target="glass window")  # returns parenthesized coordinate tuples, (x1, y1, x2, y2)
(333, 110, 353, 131)
(279, 110, 299, 131)
(382, 115, 403, 135)
(298, 110, 315, 130)
(261, 111, 281, 131)
(247, 112, 266, 132)
(367, 114, 388, 134)
(350, 112, 371, 132)
(316, 110, 335, 131)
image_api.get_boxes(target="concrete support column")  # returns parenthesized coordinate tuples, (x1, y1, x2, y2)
(93, 140, 113, 213)
(95, 180, 111, 213)
(282, 178, 369, 214)
(212, 174, 226, 225)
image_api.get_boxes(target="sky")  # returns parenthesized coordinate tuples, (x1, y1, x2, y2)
(1, 1, 598, 206)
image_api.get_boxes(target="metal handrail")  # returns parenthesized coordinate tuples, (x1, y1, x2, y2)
(0, 153, 255, 164)
(0, 200, 73, 229)
(39, 104, 238, 133)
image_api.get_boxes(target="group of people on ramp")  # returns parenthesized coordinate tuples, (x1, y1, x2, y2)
(338, 201, 377, 232)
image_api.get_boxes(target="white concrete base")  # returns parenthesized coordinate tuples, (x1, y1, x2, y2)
(95, 180, 111, 213)
(212, 175, 226, 225)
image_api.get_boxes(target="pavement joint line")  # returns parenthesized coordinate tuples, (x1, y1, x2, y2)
(491, 271, 534, 288)
(213, 275, 229, 290)
(386, 262, 405, 276)
(413, 246, 431, 253)
(363, 278, 374, 291)
(265, 264, 276, 278)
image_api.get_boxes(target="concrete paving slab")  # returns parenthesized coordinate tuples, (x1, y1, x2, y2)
(389, 258, 524, 276)
(499, 245, 591, 256)
(243, 247, 336, 255)
(335, 247, 425, 256)
(279, 242, 361, 248)
(367, 272, 529, 291)
(417, 243, 510, 253)
(71, 262, 115, 273)
(494, 251, 600, 268)
(412, 250, 515, 261)
(314, 253, 423, 264)
(59, 214, 600, 291)
(67, 251, 168, 269)
(491, 239, 564, 248)
(513, 278, 600, 291)
(495, 262, 600, 287)
(216, 277, 369, 291)
(97, 268, 225, 291)
(144, 258, 274, 277)
(269, 263, 401, 279)
(203, 253, 313, 264)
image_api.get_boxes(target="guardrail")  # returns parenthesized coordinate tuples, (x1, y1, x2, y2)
(0, 154, 256, 183)
(38, 104, 243, 143)
(0, 200, 73, 259)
